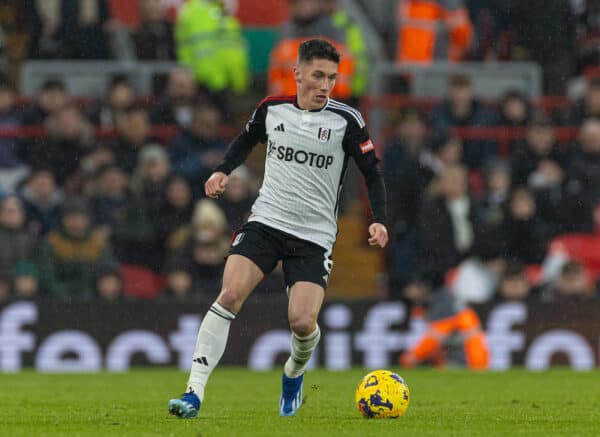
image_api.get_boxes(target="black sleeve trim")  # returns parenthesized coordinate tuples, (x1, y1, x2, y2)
(360, 161, 387, 225)
(214, 130, 261, 175)
(214, 100, 270, 175)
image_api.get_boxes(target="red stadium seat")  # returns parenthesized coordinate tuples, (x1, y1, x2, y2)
(120, 264, 165, 299)
(548, 233, 600, 280)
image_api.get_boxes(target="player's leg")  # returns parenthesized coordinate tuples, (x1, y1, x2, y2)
(187, 255, 264, 393)
(285, 281, 325, 375)
(279, 238, 331, 417)
(279, 281, 325, 416)
(168, 254, 264, 418)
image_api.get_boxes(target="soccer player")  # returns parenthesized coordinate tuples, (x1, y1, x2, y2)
(168, 38, 388, 418)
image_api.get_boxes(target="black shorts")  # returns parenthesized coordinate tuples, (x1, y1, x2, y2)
(228, 221, 333, 289)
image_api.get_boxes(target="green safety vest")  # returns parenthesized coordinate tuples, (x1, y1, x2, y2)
(175, 0, 249, 94)
(332, 11, 368, 97)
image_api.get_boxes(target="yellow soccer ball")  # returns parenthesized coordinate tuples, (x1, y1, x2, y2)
(355, 369, 410, 418)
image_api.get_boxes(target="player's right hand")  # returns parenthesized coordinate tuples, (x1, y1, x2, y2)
(205, 172, 229, 198)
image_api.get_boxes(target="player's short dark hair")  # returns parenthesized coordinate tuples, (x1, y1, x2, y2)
(298, 39, 340, 64)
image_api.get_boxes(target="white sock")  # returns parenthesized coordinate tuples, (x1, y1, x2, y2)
(284, 325, 321, 378)
(186, 302, 236, 401)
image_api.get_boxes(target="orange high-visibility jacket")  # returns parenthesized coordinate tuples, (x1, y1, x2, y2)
(268, 37, 355, 99)
(396, 0, 473, 63)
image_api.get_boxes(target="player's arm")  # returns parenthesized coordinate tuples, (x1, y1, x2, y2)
(205, 104, 268, 198)
(343, 124, 388, 248)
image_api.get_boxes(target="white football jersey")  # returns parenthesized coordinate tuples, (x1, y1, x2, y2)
(223, 96, 380, 251)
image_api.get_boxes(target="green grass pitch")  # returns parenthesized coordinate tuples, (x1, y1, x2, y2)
(1, 368, 599, 436)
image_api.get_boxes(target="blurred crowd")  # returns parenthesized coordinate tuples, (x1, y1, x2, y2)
(0, 0, 599, 94)
(0, 0, 599, 308)
(383, 73, 600, 308)
(0, 68, 272, 303)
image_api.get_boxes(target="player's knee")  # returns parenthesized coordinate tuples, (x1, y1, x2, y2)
(216, 287, 245, 314)
(289, 314, 317, 338)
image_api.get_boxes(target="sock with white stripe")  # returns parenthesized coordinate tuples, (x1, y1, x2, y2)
(186, 302, 236, 401)
(283, 325, 321, 378)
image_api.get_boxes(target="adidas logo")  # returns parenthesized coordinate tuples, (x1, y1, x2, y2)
(193, 356, 209, 366)
(274, 123, 285, 132)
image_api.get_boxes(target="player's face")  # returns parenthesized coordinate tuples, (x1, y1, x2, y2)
(294, 58, 338, 110)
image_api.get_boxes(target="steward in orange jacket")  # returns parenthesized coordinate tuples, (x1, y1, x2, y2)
(396, 0, 473, 63)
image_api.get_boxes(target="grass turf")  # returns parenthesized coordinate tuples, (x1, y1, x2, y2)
(1, 368, 599, 437)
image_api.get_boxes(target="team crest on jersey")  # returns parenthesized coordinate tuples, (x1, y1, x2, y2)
(232, 232, 245, 247)
(318, 128, 331, 142)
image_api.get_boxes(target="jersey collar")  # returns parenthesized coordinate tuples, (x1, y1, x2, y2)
(294, 95, 329, 112)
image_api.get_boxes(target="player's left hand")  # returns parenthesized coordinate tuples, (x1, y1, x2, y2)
(368, 223, 388, 248)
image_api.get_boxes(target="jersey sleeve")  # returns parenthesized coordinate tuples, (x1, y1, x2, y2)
(214, 102, 268, 175)
(343, 121, 387, 225)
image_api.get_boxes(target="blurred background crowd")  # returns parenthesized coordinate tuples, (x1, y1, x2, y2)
(0, 0, 598, 312)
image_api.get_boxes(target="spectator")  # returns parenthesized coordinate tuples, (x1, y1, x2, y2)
(169, 104, 226, 185)
(88, 75, 137, 128)
(564, 117, 600, 232)
(27, 0, 113, 59)
(421, 133, 464, 197)
(80, 145, 116, 183)
(154, 175, 195, 255)
(494, 261, 533, 302)
(322, 0, 369, 99)
(0, 195, 38, 282)
(216, 165, 256, 234)
(169, 197, 227, 252)
(417, 165, 481, 286)
(40, 197, 116, 302)
(545, 260, 597, 301)
(95, 265, 124, 301)
(89, 164, 154, 268)
(131, 144, 172, 212)
(151, 68, 197, 128)
(110, 105, 155, 174)
(269, 0, 353, 100)
(510, 112, 566, 188)
(498, 187, 553, 264)
(12, 260, 41, 300)
(185, 235, 228, 295)
(566, 77, 600, 125)
(168, 199, 229, 295)
(0, 76, 29, 191)
(510, 112, 569, 232)
(384, 108, 432, 229)
(383, 108, 432, 288)
(280, 0, 340, 40)
(175, 0, 248, 96)
(134, 0, 175, 60)
(162, 259, 194, 300)
(24, 104, 95, 187)
(430, 74, 497, 169)
(478, 159, 511, 230)
(497, 89, 531, 128)
(393, 0, 473, 63)
(22, 79, 68, 125)
(20, 169, 63, 235)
